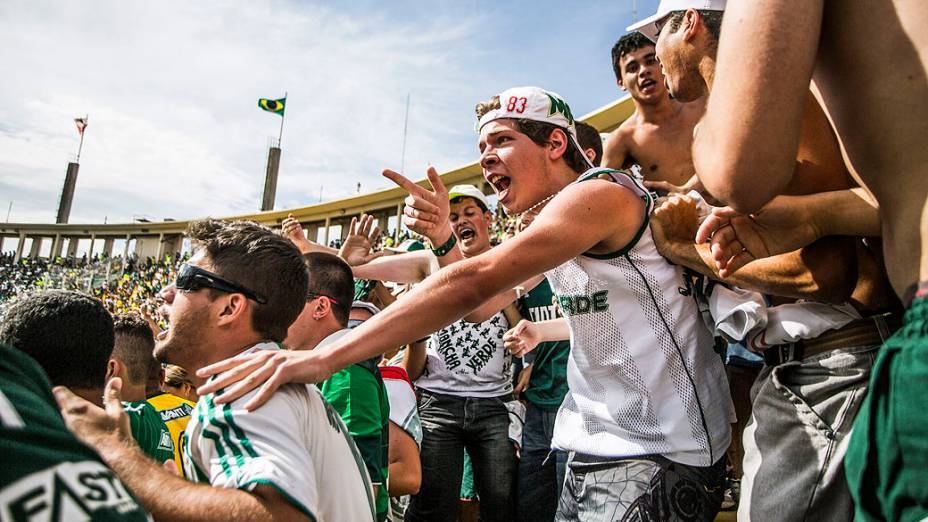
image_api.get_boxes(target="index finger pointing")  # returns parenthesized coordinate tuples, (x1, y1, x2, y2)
(425, 166, 447, 195)
(383, 169, 424, 195)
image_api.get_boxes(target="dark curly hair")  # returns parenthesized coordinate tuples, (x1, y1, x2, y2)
(611, 32, 654, 79)
(0, 290, 114, 389)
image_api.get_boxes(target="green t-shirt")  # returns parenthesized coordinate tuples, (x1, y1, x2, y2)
(321, 356, 390, 521)
(518, 280, 570, 411)
(0, 344, 151, 521)
(123, 401, 174, 466)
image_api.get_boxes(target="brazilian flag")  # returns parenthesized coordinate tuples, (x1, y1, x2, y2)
(258, 97, 286, 116)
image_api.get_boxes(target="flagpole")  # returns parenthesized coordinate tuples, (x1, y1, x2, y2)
(76, 114, 87, 163)
(400, 93, 410, 174)
(277, 92, 287, 147)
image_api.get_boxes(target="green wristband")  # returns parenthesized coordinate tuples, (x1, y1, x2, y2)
(431, 233, 457, 257)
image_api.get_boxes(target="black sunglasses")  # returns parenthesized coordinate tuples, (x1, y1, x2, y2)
(174, 263, 267, 305)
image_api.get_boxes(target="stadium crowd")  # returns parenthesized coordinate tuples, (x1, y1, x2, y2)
(2, 1, 927, 521)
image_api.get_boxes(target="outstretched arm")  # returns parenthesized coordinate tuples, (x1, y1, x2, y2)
(198, 180, 645, 409)
(351, 250, 437, 284)
(55, 379, 310, 522)
(694, 0, 824, 211)
(503, 318, 571, 358)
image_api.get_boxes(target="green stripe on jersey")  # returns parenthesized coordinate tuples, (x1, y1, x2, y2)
(217, 389, 258, 459)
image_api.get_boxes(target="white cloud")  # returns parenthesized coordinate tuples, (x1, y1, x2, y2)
(0, 0, 488, 223)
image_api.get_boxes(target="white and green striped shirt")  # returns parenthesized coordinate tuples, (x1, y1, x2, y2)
(183, 342, 376, 522)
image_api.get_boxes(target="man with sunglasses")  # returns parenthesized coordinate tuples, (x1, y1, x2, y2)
(285, 252, 390, 522)
(56, 219, 377, 522)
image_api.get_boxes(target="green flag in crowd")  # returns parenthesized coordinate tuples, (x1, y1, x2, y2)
(258, 97, 286, 116)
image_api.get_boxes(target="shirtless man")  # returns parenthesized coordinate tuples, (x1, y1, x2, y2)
(602, 32, 705, 194)
(633, 0, 928, 519)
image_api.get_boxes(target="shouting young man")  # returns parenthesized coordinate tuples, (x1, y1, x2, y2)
(200, 87, 733, 521)
(603, 32, 705, 195)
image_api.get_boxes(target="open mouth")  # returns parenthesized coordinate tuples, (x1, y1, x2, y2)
(640, 79, 657, 91)
(487, 173, 512, 203)
(457, 225, 477, 241)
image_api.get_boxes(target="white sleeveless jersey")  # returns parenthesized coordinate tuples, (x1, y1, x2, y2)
(546, 169, 732, 467)
(415, 312, 512, 398)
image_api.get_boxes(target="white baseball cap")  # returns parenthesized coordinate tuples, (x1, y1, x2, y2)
(477, 86, 595, 169)
(626, 0, 726, 42)
(448, 184, 491, 211)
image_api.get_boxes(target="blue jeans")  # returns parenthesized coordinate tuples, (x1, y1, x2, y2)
(518, 402, 567, 522)
(405, 390, 516, 522)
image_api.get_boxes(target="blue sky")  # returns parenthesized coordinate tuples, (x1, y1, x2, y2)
(0, 0, 659, 224)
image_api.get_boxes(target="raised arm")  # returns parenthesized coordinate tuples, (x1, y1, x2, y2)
(693, 0, 824, 212)
(351, 250, 437, 284)
(282, 214, 338, 255)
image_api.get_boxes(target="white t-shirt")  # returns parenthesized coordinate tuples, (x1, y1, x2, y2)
(546, 169, 732, 467)
(380, 366, 422, 445)
(183, 342, 376, 522)
(414, 313, 512, 398)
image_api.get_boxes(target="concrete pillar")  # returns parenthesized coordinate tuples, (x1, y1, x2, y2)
(156, 233, 166, 259)
(15, 232, 25, 261)
(121, 234, 131, 277)
(261, 147, 281, 211)
(89, 234, 96, 258)
(66, 236, 79, 257)
(29, 237, 42, 258)
(394, 203, 403, 241)
(56, 162, 80, 224)
(51, 234, 63, 259)
(340, 217, 353, 241)
(379, 210, 392, 237)
(323, 216, 331, 245)
(304, 223, 319, 244)
(103, 237, 114, 257)
(162, 234, 183, 258)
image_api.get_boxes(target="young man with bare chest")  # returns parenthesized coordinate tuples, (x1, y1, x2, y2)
(631, 0, 917, 519)
(672, 0, 928, 518)
(602, 32, 705, 195)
